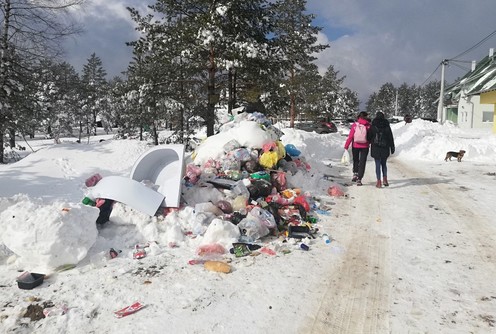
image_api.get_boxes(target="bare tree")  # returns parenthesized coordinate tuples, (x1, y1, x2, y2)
(0, 0, 85, 163)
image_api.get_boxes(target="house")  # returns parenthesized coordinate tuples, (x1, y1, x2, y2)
(442, 48, 496, 133)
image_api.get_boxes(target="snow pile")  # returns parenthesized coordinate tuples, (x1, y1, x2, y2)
(393, 120, 496, 162)
(0, 195, 98, 272)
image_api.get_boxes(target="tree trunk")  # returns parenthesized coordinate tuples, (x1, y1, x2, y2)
(92, 108, 97, 136)
(152, 122, 158, 146)
(233, 69, 237, 108)
(228, 68, 233, 114)
(0, 1, 11, 163)
(206, 45, 216, 137)
(0, 132, 4, 164)
(290, 67, 296, 128)
(9, 128, 15, 148)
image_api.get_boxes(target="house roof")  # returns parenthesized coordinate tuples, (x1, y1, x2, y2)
(444, 51, 496, 100)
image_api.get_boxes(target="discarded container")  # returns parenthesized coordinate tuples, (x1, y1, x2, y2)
(133, 245, 147, 259)
(130, 144, 185, 208)
(300, 243, 309, 251)
(250, 171, 270, 181)
(16, 272, 45, 290)
(322, 234, 331, 244)
(204, 261, 231, 273)
(82, 197, 96, 206)
(85, 173, 102, 187)
(109, 248, 121, 259)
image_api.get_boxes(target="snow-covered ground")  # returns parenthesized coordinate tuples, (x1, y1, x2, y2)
(1, 117, 495, 333)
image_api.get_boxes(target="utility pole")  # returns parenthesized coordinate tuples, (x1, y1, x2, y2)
(395, 89, 398, 116)
(437, 59, 448, 124)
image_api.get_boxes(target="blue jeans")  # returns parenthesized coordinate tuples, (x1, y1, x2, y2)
(375, 158, 387, 180)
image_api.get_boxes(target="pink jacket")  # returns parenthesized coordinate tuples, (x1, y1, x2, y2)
(344, 118, 371, 149)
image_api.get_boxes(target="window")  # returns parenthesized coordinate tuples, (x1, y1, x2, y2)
(482, 111, 494, 123)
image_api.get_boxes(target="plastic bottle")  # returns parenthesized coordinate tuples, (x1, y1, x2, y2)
(232, 195, 248, 211)
(322, 234, 331, 244)
(82, 196, 96, 206)
(232, 179, 250, 198)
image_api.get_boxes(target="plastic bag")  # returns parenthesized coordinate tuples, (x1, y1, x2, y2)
(247, 207, 277, 229)
(341, 149, 350, 165)
(328, 184, 345, 197)
(238, 217, 270, 241)
(259, 151, 279, 169)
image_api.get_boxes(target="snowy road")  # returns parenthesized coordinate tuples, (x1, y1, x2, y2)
(306, 157, 496, 333)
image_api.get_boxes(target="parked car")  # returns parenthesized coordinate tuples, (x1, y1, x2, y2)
(295, 120, 338, 134)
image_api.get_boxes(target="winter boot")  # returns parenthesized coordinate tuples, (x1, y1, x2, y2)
(352, 173, 358, 182)
(376, 180, 382, 188)
(383, 177, 389, 187)
(356, 179, 363, 186)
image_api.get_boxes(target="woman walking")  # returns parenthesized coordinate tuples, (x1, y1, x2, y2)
(369, 112, 395, 188)
(344, 111, 371, 186)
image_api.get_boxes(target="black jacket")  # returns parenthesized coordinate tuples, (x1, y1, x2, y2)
(369, 118, 395, 159)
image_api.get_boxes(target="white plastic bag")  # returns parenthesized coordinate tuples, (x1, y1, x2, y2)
(341, 149, 350, 165)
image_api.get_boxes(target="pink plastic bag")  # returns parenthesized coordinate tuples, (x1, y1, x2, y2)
(85, 173, 102, 187)
(196, 244, 226, 256)
(328, 185, 345, 197)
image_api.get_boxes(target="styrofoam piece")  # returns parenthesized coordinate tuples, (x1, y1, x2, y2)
(130, 144, 185, 208)
(89, 176, 164, 216)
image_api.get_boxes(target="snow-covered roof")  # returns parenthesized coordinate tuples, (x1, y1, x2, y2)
(444, 52, 496, 98)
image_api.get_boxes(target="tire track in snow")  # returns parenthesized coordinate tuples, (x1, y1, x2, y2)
(306, 157, 496, 333)
(306, 168, 392, 333)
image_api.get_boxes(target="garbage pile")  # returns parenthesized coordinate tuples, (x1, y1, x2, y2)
(77, 112, 346, 273)
(175, 112, 341, 264)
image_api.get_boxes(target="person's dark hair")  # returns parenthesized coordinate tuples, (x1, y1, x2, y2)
(375, 111, 385, 120)
(358, 111, 368, 119)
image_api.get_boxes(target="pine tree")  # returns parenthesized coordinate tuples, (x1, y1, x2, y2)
(128, 0, 272, 137)
(367, 82, 396, 117)
(334, 88, 359, 119)
(0, 0, 84, 162)
(269, 0, 328, 127)
(419, 80, 440, 119)
(81, 53, 107, 137)
(30, 61, 81, 143)
(320, 65, 346, 117)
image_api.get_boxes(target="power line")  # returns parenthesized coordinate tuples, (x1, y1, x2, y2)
(420, 62, 441, 87)
(450, 62, 470, 72)
(421, 29, 496, 87)
(449, 28, 496, 61)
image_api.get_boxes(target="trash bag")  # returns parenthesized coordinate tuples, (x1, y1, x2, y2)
(243, 160, 261, 173)
(216, 200, 233, 213)
(284, 144, 301, 157)
(328, 184, 345, 197)
(96, 199, 114, 225)
(238, 217, 270, 241)
(247, 179, 273, 199)
(259, 151, 279, 169)
(232, 148, 251, 162)
(247, 207, 277, 229)
(270, 171, 287, 192)
(275, 141, 286, 159)
(341, 149, 350, 165)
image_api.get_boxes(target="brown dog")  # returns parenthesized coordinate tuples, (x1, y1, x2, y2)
(444, 150, 466, 162)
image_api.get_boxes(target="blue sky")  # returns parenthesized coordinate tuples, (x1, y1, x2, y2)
(64, 0, 496, 106)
